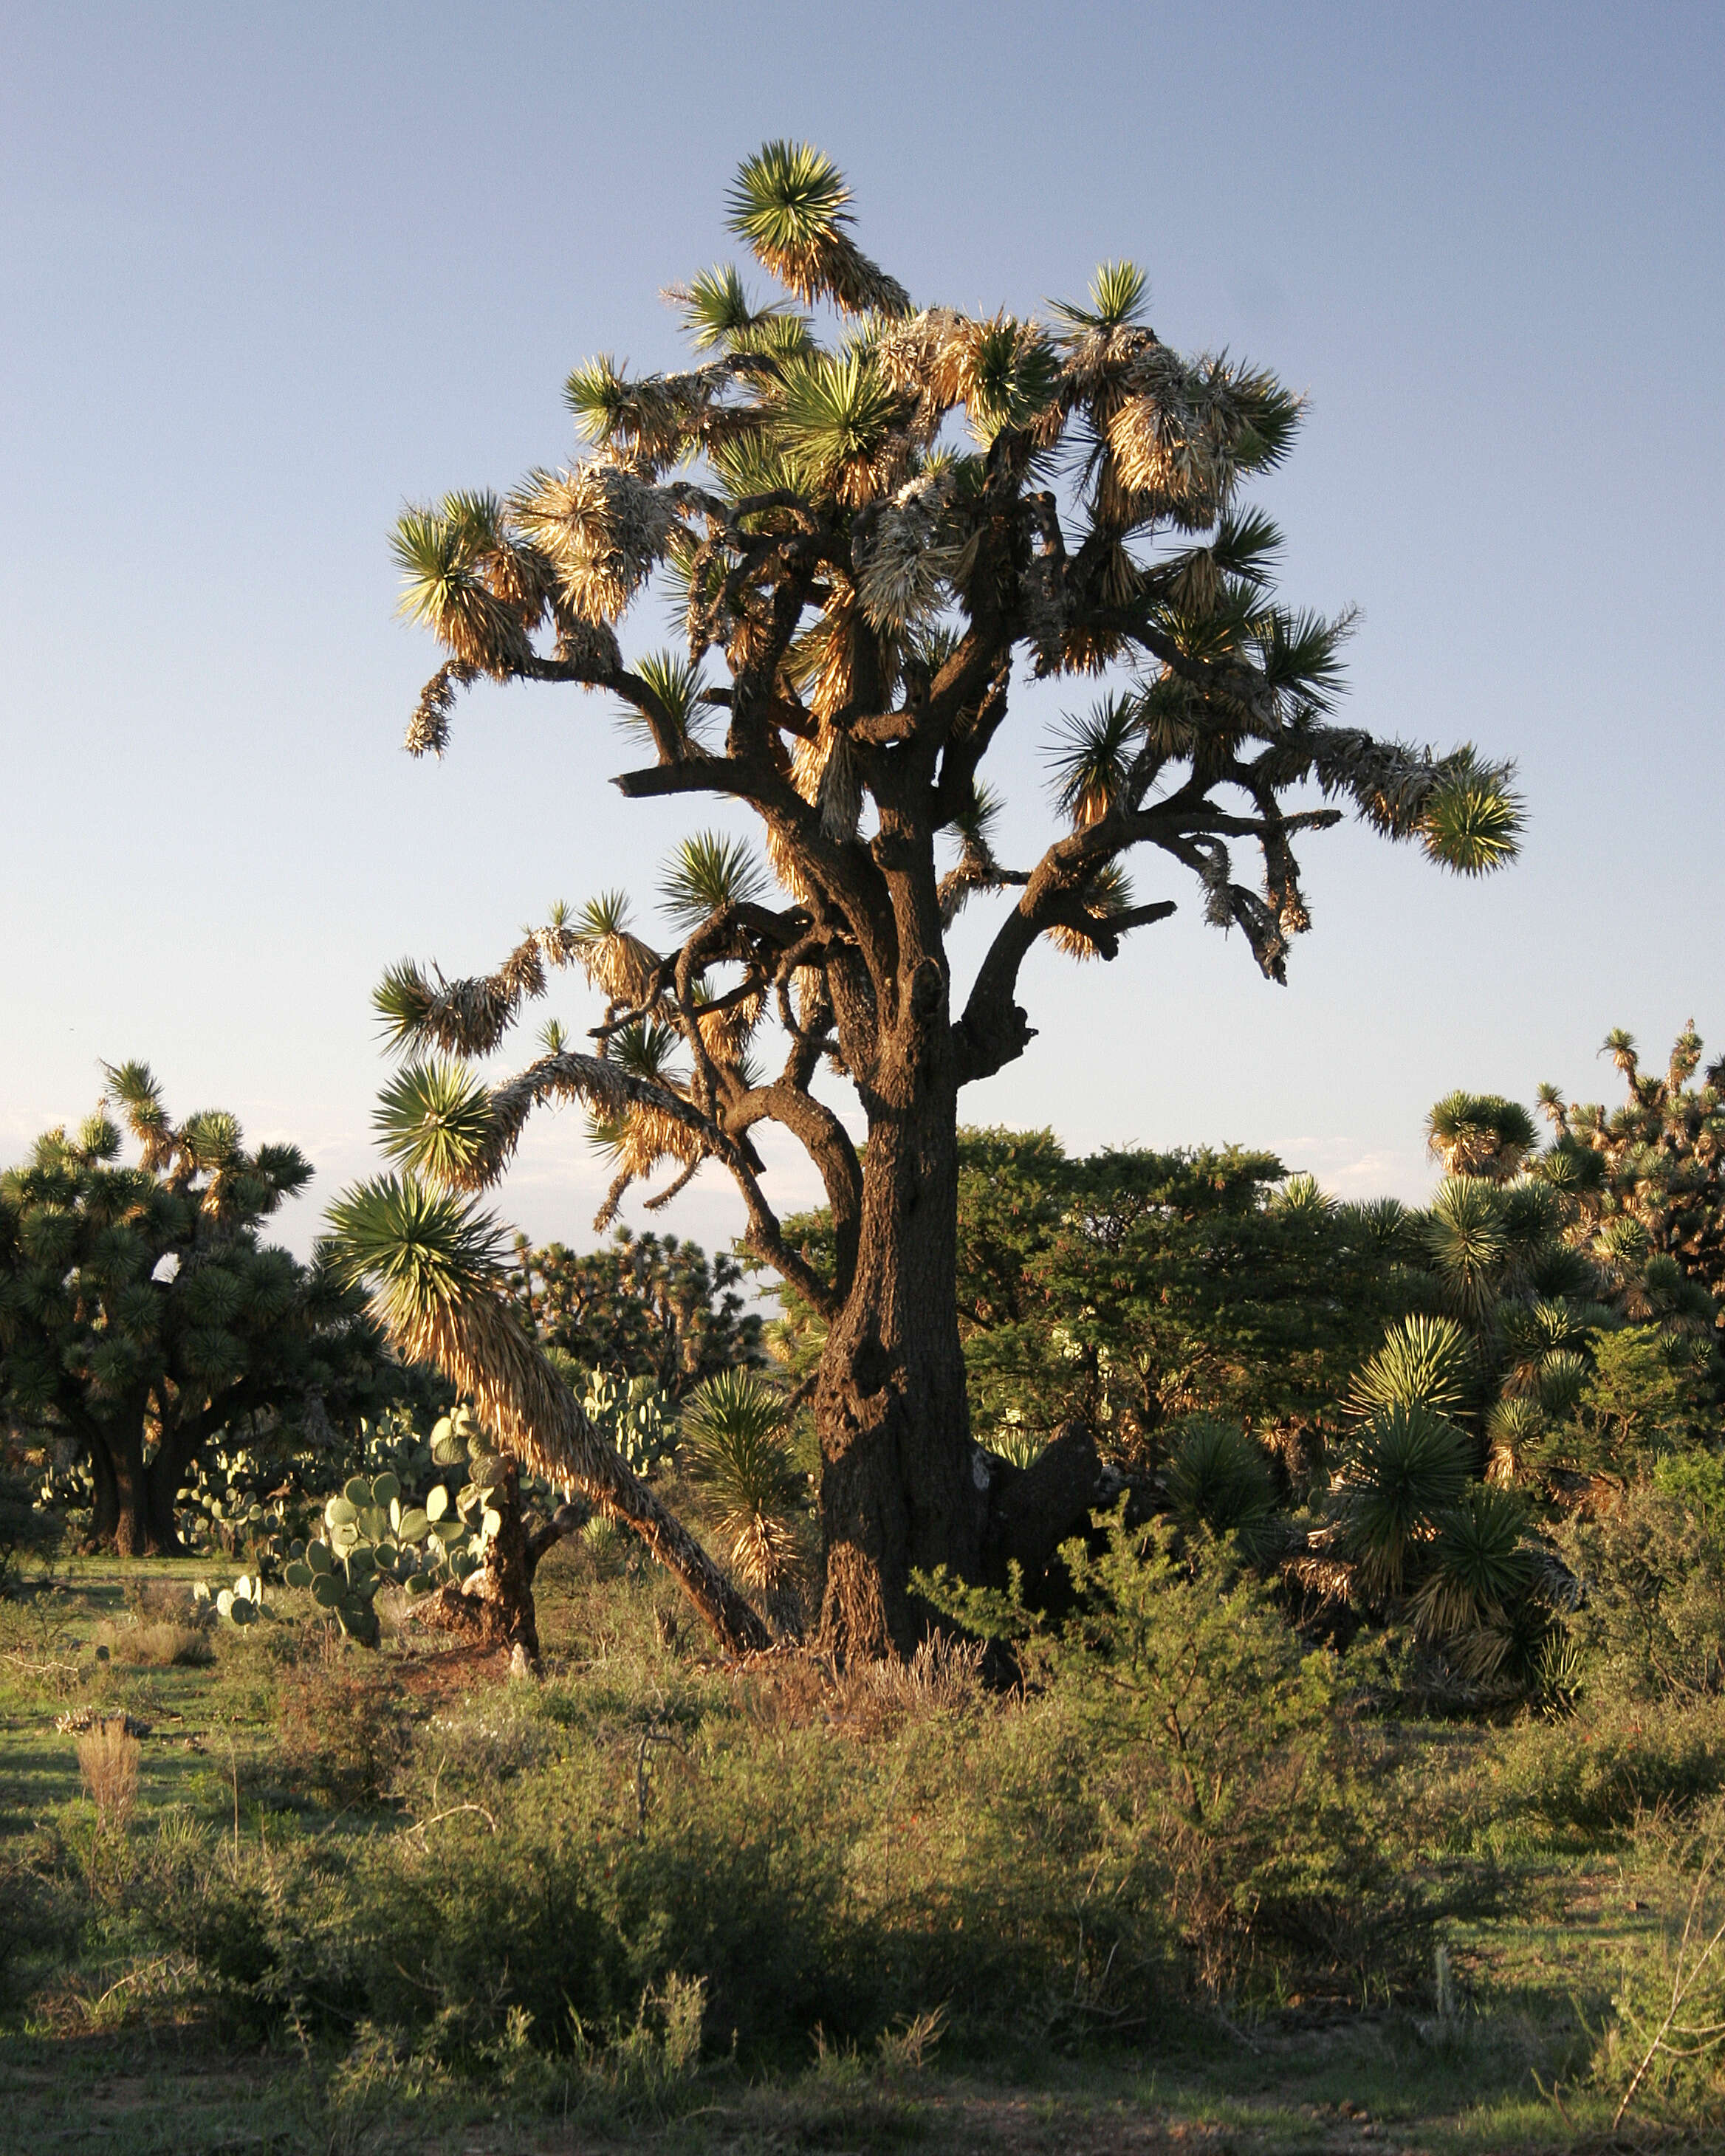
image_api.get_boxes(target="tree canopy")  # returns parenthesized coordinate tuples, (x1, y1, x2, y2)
(0, 1064, 381, 1554)
(507, 1226, 761, 1397)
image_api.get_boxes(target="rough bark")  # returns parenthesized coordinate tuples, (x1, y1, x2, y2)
(80, 1416, 191, 1558)
(815, 1034, 986, 1660)
(413, 1461, 547, 1661)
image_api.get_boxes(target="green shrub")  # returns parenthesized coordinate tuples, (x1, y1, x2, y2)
(1482, 1697, 1725, 1844)
(1556, 1458, 1725, 1700)
(925, 1510, 1447, 2002)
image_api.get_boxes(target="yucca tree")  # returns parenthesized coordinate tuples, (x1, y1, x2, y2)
(371, 142, 1520, 1655)
(508, 1226, 761, 1396)
(1540, 1025, 1725, 1328)
(0, 1067, 379, 1555)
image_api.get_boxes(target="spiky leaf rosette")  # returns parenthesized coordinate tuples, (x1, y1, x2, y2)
(680, 1367, 803, 1593)
(326, 1175, 769, 1654)
(659, 832, 769, 934)
(1345, 1314, 1474, 1422)
(1412, 1483, 1533, 1644)
(1331, 1402, 1472, 1596)
(1427, 1092, 1538, 1181)
(726, 141, 910, 317)
(1164, 1418, 1279, 1559)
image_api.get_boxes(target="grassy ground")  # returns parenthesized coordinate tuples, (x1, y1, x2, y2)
(0, 1552, 1699, 2154)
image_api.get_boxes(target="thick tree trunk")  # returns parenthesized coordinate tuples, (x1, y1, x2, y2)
(141, 1432, 192, 1557)
(87, 1438, 121, 1551)
(108, 1429, 151, 1558)
(815, 1052, 986, 1659)
(83, 1418, 188, 1557)
(412, 1469, 583, 1666)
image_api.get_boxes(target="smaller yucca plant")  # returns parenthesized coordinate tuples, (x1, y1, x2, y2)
(1331, 1402, 1472, 1597)
(1410, 1483, 1532, 1643)
(680, 1370, 805, 1636)
(1345, 1313, 1473, 1423)
(1164, 1418, 1280, 1560)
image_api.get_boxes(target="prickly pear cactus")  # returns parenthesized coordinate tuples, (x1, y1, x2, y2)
(581, 1371, 674, 1476)
(280, 1438, 502, 1645)
(280, 1398, 607, 1647)
(194, 1573, 267, 1625)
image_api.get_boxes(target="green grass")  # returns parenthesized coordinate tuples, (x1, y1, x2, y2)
(0, 1551, 1707, 2152)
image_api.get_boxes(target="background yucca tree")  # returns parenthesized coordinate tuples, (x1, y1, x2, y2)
(0, 1066, 380, 1555)
(507, 1226, 762, 1397)
(1348, 1085, 1718, 1489)
(371, 141, 1520, 1655)
(1539, 1025, 1725, 1331)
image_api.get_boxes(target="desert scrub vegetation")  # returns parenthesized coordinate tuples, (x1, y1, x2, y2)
(1, 1539, 1724, 2146)
(0, 1535, 1475, 2051)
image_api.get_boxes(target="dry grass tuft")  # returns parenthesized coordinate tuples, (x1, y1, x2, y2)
(77, 1717, 141, 1832)
(875, 2002, 947, 2076)
(123, 1579, 199, 1621)
(830, 1633, 987, 1736)
(735, 1634, 991, 1740)
(95, 1618, 212, 1667)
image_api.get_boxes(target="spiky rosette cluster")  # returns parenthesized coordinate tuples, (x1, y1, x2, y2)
(390, 143, 1519, 1011)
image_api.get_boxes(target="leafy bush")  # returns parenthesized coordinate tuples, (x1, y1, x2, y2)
(925, 1509, 1444, 2000)
(1544, 1327, 1718, 1477)
(1555, 1454, 1725, 1699)
(1483, 1697, 1725, 1844)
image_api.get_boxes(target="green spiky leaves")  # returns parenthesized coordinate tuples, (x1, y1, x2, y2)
(676, 264, 759, 351)
(680, 1367, 801, 1593)
(1164, 1418, 1278, 1558)
(963, 315, 1062, 444)
(672, 264, 811, 358)
(1427, 1093, 1537, 1180)
(1052, 261, 1148, 334)
(727, 142, 910, 317)
(391, 494, 535, 677)
(1413, 1484, 1532, 1638)
(659, 831, 768, 933)
(628, 651, 715, 758)
(1345, 1314, 1474, 1421)
(1334, 1402, 1472, 1594)
(373, 1060, 495, 1190)
(373, 961, 439, 1055)
(774, 349, 907, 503)
(1414, 746, 1526, 871)
(562, 354, 631, 442)
(326, 1174, 509, 1332)
(1046, 690, 1142, 828)
(727, 141, 849, 253)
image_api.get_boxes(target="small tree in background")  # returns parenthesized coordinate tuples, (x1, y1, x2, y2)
(508, 1226, 761, 1395)
(1540, 1026, 1725, 1327)
(355, 141, 1521, 1654)
(0, 1065, 379, 1555)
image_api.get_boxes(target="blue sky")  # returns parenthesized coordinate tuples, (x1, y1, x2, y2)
(3, 1, 1721, 1259)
